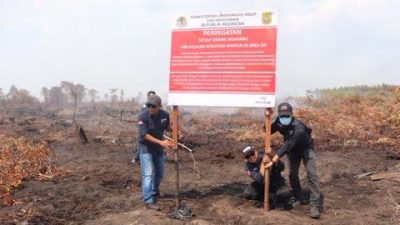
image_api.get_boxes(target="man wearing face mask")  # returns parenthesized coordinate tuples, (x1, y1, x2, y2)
(265, 102, 323, 219)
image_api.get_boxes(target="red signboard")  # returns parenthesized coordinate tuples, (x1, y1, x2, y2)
(168, 12, 277, 107)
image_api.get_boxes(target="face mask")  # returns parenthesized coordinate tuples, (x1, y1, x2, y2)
(279, 116, 292, 126)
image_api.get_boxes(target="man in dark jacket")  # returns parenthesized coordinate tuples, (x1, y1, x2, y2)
(132, 90, 157, 165)
(265, 102, 323, 218)
(242, 146, 291, 210)
(137, 95, 172, 210)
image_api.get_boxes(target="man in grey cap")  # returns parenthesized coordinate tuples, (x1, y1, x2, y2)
(137, 95, 172, 210)
(265, 102, 323, 218)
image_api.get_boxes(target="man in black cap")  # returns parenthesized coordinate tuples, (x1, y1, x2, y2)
(242, 146, 291, 210)
(141, 91, 156, 112)
(132, 90, 157, 165)
(265, 102, 323, 218)
(137, 94, 172, 210)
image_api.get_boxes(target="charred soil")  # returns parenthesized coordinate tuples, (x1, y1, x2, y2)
(1, 103, 400, 225)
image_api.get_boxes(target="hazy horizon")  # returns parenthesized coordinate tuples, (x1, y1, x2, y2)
(1, 0, 399, 100)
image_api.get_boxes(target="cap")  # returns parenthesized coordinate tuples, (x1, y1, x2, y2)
(277, 102, 293, 117)
(242, 146, 255, 157)
(146, 95, 162, 106)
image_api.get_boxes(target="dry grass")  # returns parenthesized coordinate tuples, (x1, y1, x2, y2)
(0, 136, 57, 206)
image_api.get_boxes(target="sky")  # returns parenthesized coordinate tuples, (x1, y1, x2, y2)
(0, 0, 399, 100)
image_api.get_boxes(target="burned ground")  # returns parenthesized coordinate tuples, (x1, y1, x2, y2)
(1, 87, 400, 225)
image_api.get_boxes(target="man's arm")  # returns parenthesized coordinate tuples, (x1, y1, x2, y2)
(247, 170, 264, 183)
(137, 113, 148, 141)
(276, 123, 307, 157)
(266, 154, 282, 170)
(138, 112, 172, 148)
(144, 134, 172, 148)
(245, 161, 264, 183)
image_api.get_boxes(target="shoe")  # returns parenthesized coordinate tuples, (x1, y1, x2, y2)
(283, 202, 293, 210)
(145, 203, 160, 211)
(290, 191, 309, 206)
(274, 203, 285, 211)
(289, 196, 306, 207)
(131, 158, 140, 166)
(152, 192, 161, 203)
(310, 206, 320, 219)
(271, 198, 291, 211)
(289, 197, 300, 207)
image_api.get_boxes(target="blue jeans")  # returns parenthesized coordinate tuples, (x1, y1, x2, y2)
(139, 150, 164, 204)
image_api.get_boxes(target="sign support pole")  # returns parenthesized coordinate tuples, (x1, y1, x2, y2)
(172, 105, 180, 207)
(264, 107, 272, 210)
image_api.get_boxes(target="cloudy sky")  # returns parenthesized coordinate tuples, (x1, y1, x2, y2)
(0, 0, 399, 100)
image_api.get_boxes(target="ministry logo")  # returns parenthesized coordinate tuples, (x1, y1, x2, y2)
(261, 11, 273, 25)
(176, 16, 187, 28)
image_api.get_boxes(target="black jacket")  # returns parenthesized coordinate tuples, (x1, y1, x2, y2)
(271, 117, 313, 157)
(244, 152, 286, 191)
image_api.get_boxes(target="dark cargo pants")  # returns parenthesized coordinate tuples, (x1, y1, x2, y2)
(243, 181, 291, 207)
(288, 147, 322, 207)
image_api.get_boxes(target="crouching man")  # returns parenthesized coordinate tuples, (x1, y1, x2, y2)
(242, 146, 291, 210)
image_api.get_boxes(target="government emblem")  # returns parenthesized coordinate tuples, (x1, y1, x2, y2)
(261, 11, 273, 25)
(176, 16, 187, 28)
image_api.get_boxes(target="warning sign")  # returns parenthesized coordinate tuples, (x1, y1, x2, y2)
(168, 11, 277, 107)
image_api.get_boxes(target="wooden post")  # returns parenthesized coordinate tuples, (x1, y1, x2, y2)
(172, 105, 180, 207)
(264, 107, 272, 210)
(264, 168, 270, 210)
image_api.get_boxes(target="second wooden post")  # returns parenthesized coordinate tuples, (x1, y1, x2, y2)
(172, 105, 180, 207)
(264, 108, 272, 210)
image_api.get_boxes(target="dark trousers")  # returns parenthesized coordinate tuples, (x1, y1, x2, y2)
(135, 148, 140, 161)
(288, 148, 322, 207)
(243, 181, 291, 207)
(134, 140, 140, 161)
